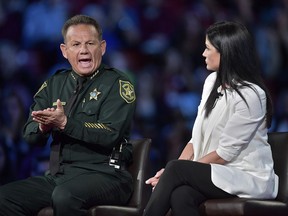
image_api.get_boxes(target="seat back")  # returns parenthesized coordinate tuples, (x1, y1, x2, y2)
(268, 132, 288, 203)
(126, 138, 152, 210)
(37, 138, 152, 216)
(87, 138, 152, 216)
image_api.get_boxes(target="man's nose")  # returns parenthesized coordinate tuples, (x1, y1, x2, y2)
(80, 44, 89, 53)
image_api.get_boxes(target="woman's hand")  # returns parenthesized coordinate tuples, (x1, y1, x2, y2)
(145, 168, 165, 190)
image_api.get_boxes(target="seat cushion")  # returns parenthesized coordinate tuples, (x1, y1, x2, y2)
(88, 205, 140, 216)
(37, 207, 53, 216)
(199, 198, 288, 216)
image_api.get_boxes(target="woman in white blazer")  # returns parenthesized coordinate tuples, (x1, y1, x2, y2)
(143, 21, 278, 216)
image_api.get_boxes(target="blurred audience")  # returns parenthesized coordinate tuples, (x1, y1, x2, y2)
(0, 135, 16, 185)
(0, 0, 287, 181)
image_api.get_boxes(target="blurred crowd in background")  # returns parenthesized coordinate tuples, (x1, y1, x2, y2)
(0, 0, 288, 184)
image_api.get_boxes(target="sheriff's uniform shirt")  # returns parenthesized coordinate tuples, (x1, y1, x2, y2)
(23, 64, 136, 175)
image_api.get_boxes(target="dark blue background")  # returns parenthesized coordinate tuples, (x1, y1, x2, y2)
(0, 0, 287, 184)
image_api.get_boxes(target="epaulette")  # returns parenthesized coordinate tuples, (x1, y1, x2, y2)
(103, 65, 123, 75)
(103, 64, 114, 71)
(54, 68, 70, 75)
(34, 68, 70, 97)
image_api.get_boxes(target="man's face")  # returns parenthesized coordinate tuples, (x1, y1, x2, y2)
(60, 24, 106, 76)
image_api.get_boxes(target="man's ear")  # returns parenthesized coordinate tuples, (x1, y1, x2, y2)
(60, 43, 67, 59)
(101, 40, 106, 56)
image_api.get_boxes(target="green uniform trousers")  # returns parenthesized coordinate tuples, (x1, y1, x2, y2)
(0, 165, 133, 216)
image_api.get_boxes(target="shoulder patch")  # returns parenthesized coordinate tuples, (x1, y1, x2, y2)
(119, 80, 136, 103)
(34, 81, 47, 97)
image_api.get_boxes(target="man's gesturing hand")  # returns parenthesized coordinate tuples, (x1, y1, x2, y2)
(32, 99, 67, 132)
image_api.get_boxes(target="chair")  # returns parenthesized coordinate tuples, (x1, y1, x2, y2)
(198, 132, 288, 216)
(37, 138, 152, 216)
(166, 132, 288, 216)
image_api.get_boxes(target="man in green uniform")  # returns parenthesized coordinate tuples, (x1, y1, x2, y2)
(0, 14, 136, 216)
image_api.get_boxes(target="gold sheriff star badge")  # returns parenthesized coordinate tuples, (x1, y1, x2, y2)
(90, 88, 101, 100)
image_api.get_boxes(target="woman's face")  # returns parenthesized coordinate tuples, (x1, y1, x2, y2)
(202, 37, 220, 71)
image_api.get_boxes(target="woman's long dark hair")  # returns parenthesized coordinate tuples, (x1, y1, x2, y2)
(204, 21, 273, 128)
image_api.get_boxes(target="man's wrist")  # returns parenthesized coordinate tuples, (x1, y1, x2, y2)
(39, 124, 50, 134)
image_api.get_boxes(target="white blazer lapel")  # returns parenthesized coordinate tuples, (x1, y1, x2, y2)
(201, 96, 229, 154)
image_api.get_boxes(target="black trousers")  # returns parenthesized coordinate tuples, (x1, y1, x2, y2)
(0, 166, 132, 216)
(143, 160, 236, 216)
